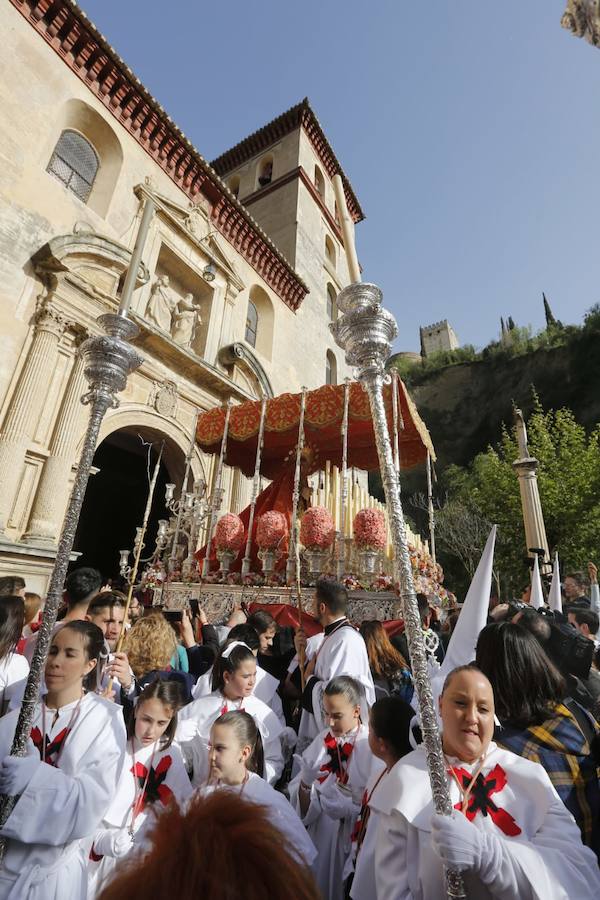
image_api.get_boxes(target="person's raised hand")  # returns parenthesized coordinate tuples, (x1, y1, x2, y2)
(588, 561, 597, 585)
(294, 628, 307, 656)
(179, 609, 196, 648)
(108, 652, 132, 690)
(430, 812, 484, 872)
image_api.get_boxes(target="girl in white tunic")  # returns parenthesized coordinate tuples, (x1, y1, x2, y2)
(176, 641, 283, 786)
(374, 664, 600, 900)
(289, 675, 373, 900)
(197, 710, 316, 867)
(349, 695, 414, 900)
(0, 620, 126, 900)
(88, 678, 192, 897)
(0, 596, 29, 716)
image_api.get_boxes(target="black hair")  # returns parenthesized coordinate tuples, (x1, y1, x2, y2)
(87, 590, 127, 615)
(51, 620, 108, 692)
(369, 696, 414, 760)
(565, 572, 586, 590)
(64, 567, 102, 607)
(246, 610, 277, 636)
(475, 622, 565, 727)
(570, 608, 600, 635)
(127, 678, 184, 750)
(315, 580, 348, 616)
(227, 625, 260, 653)
(416, 593, 431, 624)
(213, 710, 265, 777)
(212, 643, 256, 693)
(0, 576, 25, 596)
(517, 608, 552, 644)
(324, 674, 364, 707)
(0, 596, 25, 659)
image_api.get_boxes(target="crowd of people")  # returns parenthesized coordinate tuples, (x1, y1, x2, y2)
(0, 565, 598, 899)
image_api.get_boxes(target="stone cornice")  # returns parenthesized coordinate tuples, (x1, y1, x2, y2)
(210, 98, 365, 224)
(9, 0, 307, 312)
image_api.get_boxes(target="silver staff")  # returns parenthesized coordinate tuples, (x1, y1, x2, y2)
(331, 282, 466, 900)
(0, 196, 155, 849)
(286, 387, 308, 585)
(336, 378, 351, 579)
(169, 409, 200, 576)
(426, 450, 437, 566)
(201, 399, 232, 577)
(242, 395, 267, 577)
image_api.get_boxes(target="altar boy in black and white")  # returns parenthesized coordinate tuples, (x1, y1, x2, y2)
(296, 581, 375, 749)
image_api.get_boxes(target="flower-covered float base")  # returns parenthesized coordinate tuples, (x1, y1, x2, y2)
(154, 582, 400, 624)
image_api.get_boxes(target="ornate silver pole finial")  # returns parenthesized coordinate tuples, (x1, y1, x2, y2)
(201, 400, 232, 578)
(242, 395, 268, 577)
(330, 282, 466, 900)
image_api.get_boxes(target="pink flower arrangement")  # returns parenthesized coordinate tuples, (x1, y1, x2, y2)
(256, 511, 288, 550)
(215, 513, 245, 553)
(353, 508, 387, 550)
(300, 506, 335, 550)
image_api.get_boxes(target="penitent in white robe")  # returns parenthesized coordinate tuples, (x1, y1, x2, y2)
(192, 664, 286, 727)
(0, 692, 126, 900)
(373, 742, 600, 900)
(300, 622, 375, 749)
(88, 738, 192, 898)
(289, 723, 373, 900)
(175, 691, 284, 787)
(199, 771, 317, 867)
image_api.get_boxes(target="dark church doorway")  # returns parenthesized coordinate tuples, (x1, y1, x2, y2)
(73, 429, 173, 581)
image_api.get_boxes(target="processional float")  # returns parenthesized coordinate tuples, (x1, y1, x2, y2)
(0, 176, 465, 895)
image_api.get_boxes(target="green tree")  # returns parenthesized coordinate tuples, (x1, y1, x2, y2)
(443, 398, 600, 595)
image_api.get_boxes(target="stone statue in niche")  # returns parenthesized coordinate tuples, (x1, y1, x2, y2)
(171, 292, 202, 349)
(145, 275, 178, 333)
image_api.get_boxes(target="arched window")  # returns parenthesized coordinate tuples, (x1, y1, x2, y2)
(325, 234, 336, 267)
(245, 300, 258, 348)
(228, 175, 240, 198)
(258, 156, 273, 187)
(47, 129, 99, 202)
(314, 164, 325, 198)
(326, 350, 337, 386)
(327, 284, 337, 321)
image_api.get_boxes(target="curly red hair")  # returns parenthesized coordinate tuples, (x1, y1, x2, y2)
(98, 791, 319, 900)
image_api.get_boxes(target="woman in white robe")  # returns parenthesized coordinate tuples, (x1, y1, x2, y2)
(198, 710, 316, 867)
(289, 676, 373, 900)
(0, 595, 29, 716)
(176, 642, 283, 786)
(373, 664, 600, 900)
(0, 620, 126, 900)
(88, 678, 192, 898)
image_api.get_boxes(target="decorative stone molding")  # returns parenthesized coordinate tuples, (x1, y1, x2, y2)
(561, 1, 600, 46)
(149, 381, 179, 419)
(218, 343, 274, 398)
(9, 0, 308, 311)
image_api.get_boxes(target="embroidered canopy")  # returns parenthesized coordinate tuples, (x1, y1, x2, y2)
(196, 379, 434, 479)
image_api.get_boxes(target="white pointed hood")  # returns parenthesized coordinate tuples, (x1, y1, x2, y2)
(530, 554, 545, 610)
(548, 553, 562, 613)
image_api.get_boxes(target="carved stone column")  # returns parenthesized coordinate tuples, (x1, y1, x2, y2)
(0, 304, 65, 534)
(230, 468, 244, 514)
(23, 329, 88, 545)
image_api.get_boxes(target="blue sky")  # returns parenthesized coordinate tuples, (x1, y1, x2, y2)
(80, 1, 600, 353)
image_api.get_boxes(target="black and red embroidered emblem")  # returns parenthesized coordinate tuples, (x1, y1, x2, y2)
(449, 764, 522, 836)
(131, 754, 174, 815)
(318, 732, 355, 784)
(30, 726, 70, 767)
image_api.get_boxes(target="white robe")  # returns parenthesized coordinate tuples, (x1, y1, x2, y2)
(88, 739, 192, 897)
(289, 723, 373, 900)
(199, 772, 317, 867)
(192, 663, 286, 726)
(373, 742, 600, 900)
(176, 691, 284, 787)
(300, 622, 375, 748)
(348, 758, 387, 900)
(0, 654, 29, 716)
(0, 692, 126, 900)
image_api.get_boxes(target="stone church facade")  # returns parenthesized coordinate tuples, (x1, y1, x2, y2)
(0, 0, 364, 590)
